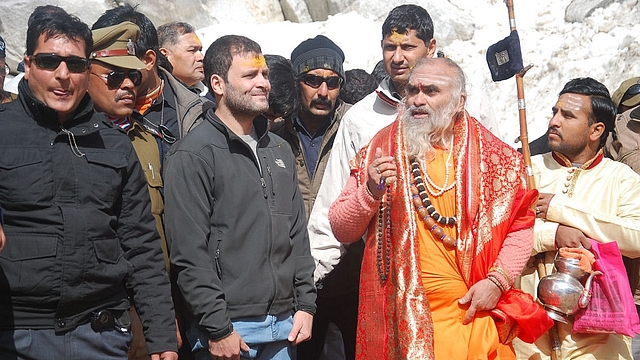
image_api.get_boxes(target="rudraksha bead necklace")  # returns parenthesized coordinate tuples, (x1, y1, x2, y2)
(410, 158, 458, 248)
(376, 184, 392, 281)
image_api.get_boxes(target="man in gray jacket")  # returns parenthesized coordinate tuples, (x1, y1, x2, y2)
(164, 35, 316, 360)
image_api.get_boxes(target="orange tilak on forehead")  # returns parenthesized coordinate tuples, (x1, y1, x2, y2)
(389, 29, 405, 45)
(191, 34, 202, 46)
(241, 55, 266, 68)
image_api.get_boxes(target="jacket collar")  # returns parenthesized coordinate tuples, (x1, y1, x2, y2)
(206, 108, 270, 144)
(18, 77, 97, 130)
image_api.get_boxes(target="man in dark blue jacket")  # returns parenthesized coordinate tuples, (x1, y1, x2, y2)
(164, 35, 316, 360)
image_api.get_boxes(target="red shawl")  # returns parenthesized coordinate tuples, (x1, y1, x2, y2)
(352, 113, 540, 359)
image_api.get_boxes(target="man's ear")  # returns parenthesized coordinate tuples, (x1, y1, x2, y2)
(141, 49, 156, 71)
(159, 47, 168, 58)
(210, 74, 225, 97)
(455, 92, 467, 115)
(22, 55, 31, 81)
(589, 122, 605, 143)
(426, 38, 437, 58)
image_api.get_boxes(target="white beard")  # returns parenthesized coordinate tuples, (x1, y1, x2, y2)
(402, 100, 457, 161)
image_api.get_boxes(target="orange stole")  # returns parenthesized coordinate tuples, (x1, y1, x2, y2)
(418, 149, 515, 359)
(352, 113, 536, 360)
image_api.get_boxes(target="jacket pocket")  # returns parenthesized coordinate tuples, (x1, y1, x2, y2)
(0, 234, 59, 294)
(0, 150, 52, 203)
(85, 151, 127, 205)
(82, 237, 128, 292)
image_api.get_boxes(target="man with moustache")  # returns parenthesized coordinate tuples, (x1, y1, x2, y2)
(328, 58, 547, 359)
(158, 21, 205, 93)
(88, 20, 178, 360)
(92, 4, 210, 156)
(515, 78, 640, 360)
(164, 35, 316, 360)
(0, 7, 176, 359)
(271, 35, 356, 360)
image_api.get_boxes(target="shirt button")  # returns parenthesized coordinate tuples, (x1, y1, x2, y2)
(50, 141, 54, 146)
(93, 123, 99, 128)
(57, 319, 66, 327)
(81, 129, 87, 134)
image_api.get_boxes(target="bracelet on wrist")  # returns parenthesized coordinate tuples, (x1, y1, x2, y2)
(487, 275, 505, 293)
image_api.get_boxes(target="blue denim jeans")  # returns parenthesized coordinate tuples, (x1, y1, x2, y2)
(189, 310, 296, 360)
(0, 321, 131, 359)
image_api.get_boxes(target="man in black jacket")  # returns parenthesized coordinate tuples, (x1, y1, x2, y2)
(0, 7, 177, 359)
(164, 35, 316, 360)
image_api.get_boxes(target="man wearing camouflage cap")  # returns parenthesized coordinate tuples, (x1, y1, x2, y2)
(0, 7, 177, 360)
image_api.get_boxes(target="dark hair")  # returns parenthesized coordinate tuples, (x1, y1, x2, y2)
(382, 4, 434, 45)
(559, 77, 616, 148)
(371, 59, 386, 84)
(26, 6, 92, 58)
(28, 5, 69, 27)
(203, 35, 262, 93)
(158, 21, 196, 48)
(340, 69, 378, 105)
(92, 4, 159, 63)
(264, 54, 299, 119)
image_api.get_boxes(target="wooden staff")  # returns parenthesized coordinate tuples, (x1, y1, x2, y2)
(505, 0, 535, 191)
(503, 2, 560, 359)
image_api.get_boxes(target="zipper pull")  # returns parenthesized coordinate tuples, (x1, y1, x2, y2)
(148, 163, 155, 179)
(260, 177, 267, 198)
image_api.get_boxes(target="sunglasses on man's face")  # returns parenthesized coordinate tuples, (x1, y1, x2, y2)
(300, 74, 342, 90)
(92, 70, 143, 89)
(30, 53, 89, 73)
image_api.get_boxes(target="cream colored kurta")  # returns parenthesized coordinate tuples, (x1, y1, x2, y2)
(515, 153, 640, 360)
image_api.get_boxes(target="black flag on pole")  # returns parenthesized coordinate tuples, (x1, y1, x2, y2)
(486, 30, 523, 82)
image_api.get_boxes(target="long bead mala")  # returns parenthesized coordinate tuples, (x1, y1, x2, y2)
(376, 184, 392, 281)
(410, 158, 458, 249)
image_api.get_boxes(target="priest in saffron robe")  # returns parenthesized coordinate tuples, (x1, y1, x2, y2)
(328, 57, 552, 359)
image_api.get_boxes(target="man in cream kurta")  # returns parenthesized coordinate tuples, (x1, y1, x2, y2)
(515, 77, 640, 360)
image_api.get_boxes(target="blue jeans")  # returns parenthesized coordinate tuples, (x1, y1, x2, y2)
(0, 321, 131, 359)
(189, 311, 296, 360)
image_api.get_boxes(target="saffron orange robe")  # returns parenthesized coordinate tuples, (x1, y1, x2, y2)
(418, 148, 513, 359)
(330, 113, 542, 359)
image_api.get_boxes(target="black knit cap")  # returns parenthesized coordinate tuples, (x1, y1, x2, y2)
(290, 35, 345, 80)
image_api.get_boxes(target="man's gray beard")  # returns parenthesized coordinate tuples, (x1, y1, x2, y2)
(402, 101, 456, 160)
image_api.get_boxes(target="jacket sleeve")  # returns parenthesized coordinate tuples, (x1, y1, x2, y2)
(119, 144, 177, 354)
(329, 172, 380, 243)
(163, 149, 233, 340)
(307, 111, 359, 281)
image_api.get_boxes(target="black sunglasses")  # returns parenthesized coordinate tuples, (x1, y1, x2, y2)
(30, 53, 89, 73)
(301, 74, 342, 90)
(92, 70, 142, 89)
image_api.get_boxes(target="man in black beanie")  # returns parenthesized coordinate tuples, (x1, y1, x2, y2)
(273, 35, 358, 360)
